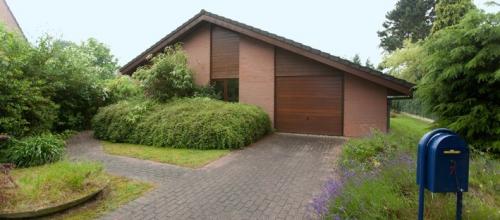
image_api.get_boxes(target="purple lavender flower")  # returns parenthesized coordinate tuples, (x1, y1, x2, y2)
(309, 179, 342, 218)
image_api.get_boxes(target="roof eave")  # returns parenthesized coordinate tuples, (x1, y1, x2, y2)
(120, 11, 207, 74)
(120, 10, 414, 95)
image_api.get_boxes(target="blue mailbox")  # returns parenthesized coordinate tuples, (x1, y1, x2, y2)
(416, 128, 469, 220)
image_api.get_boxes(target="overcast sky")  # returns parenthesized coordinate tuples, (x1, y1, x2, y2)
(7, 0, 497, 66)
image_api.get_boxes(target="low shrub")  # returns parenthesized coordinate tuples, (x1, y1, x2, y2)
(193, 84, 221, 99)
(92, 98, 272, 149)
(6, 133, 65, 167)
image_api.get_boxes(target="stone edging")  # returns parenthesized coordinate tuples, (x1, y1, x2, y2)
(0, 182, 108, 219)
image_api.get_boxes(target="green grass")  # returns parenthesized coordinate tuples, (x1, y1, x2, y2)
(390, 113, 431, 137)
(46, 175, 153, 220)
(0, 161, 153, 219)
(102, 141, 230, 168)
(0, 161, 108, 213)
(327, 113, 500, 219)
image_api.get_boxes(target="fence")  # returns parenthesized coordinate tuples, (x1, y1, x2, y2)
(391, 98, 436, 120)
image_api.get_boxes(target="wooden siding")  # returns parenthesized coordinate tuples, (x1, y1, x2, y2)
(275, 76, 343, 135)
(211, 26, 239, 79)
(276, 48, 342, 77)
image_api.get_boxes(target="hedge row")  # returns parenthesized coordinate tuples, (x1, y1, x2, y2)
(91, 98, 272, 149)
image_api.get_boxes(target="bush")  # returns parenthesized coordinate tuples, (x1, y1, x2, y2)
(34, 37, 114, 131)
(0, 25, 59, 137)
(92, 98, 272, 149)
(104, 75, 143, 103)
(417, 10, 500, 152)
(193, 84, 221, 99)
(132, 44, 195, 102)
(6, 133, 65, 167)
(1, 24, 120, 137)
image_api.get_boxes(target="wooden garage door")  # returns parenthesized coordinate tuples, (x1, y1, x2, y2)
(275, 75, 343, 135)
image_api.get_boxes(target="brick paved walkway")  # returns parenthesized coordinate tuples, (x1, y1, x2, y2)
(67, 131, 343, 220)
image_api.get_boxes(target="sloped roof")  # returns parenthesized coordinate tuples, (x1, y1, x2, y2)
(120, 10, 414, 95)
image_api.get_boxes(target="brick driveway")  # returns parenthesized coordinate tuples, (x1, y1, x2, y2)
(67, 132, 343, 220)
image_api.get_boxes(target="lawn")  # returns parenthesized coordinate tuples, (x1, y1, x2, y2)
(102, 141, 230, 168)
(390, 113, 431, 136)
(47, 175, 153, 220)
(0, 161, 153, 219)
(312, 114, 499, 219)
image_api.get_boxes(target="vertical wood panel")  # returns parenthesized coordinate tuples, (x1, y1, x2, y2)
(276, 76, 343, 136)
(276, 48, 342, 77)
(275, 47, 343, 135)
(211, 26, 239, 79)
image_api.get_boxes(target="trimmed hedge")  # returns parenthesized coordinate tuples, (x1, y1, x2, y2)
(92, 98, 272, 149)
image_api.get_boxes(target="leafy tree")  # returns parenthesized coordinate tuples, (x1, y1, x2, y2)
(0, 24, 119, 135)
(431, 0, 476, 34)
(133, 44, 195, 102)
(352, 54, 361, 65)
(0, 25, 58, 137)
(378, 0, 435, 52)
(380, 1, 475, 83)
(417, 10, 500, 151)
(380, 40, 427, 83)
(79, 38, 119, 80)
(33, 37, 109, 131)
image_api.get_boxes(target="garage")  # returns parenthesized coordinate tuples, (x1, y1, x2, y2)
(275, 49, 343, 136)
(120, 10, 414, 137)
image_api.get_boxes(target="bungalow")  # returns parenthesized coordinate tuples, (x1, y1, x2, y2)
(120, 10, 414, 137)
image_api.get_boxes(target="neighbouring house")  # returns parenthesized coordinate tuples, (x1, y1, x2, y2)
(121, 10, 414, 137)
(0, 0, 23, 36)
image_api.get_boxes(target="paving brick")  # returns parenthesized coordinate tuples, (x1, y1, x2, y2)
(67, 132, 343, 219)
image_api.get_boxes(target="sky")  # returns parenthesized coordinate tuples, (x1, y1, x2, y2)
(6, 0, 497, 66)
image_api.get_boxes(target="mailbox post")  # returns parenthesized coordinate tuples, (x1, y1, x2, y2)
(417, 128, 469, 220)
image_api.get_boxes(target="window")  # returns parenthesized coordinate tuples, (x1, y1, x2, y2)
(212, 79, 239, 102)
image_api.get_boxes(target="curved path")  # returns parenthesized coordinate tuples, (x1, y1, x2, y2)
(67, 131, 343, 220)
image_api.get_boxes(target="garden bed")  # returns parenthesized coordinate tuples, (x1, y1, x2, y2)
(0, 161, 107, 214)
(311, 114, 499, 219)
(0, 161, 153, 219)
(46, 175, 153, 220)
(0, 183, 105, 219)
